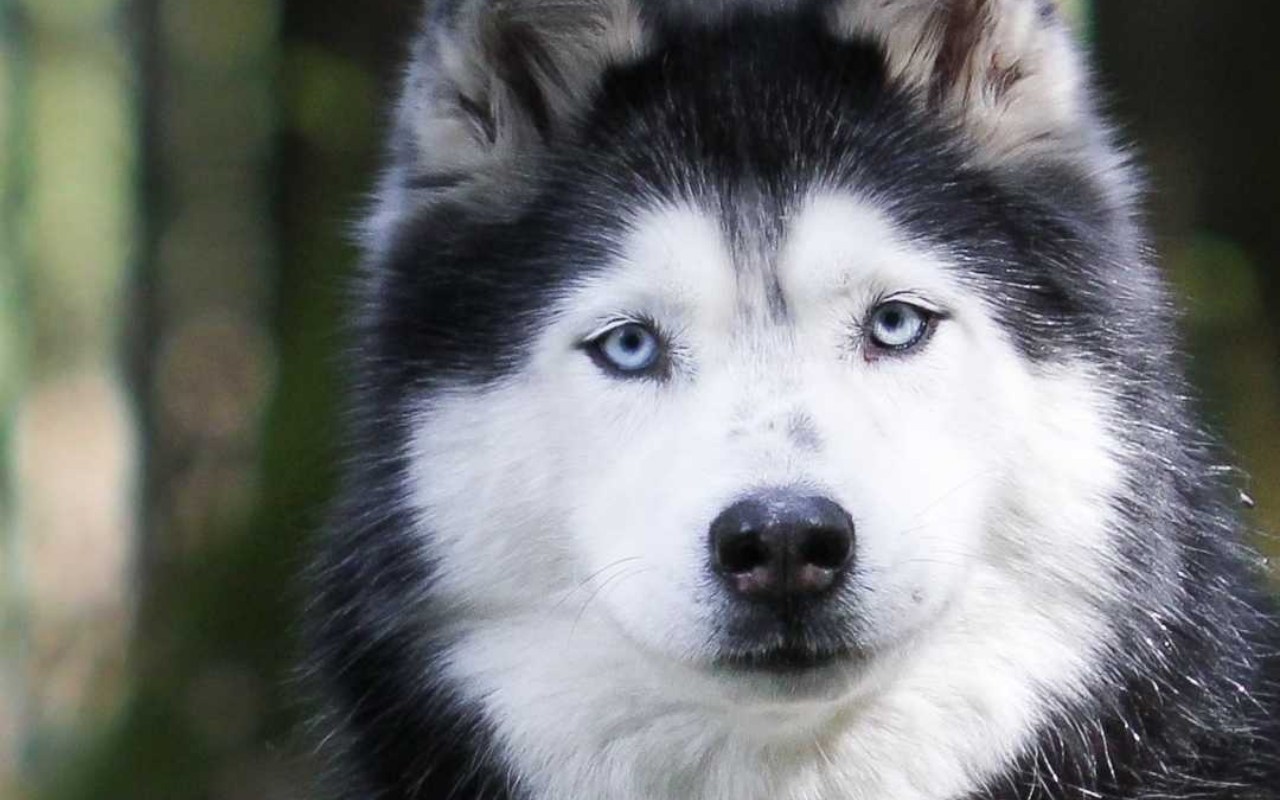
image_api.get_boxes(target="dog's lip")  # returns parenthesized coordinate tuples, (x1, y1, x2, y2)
(716, 643, 858, 674)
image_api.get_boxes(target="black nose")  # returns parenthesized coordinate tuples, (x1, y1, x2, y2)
(709, 492, 855, 602)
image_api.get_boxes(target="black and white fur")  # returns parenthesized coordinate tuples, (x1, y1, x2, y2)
(306, 1, 1280, 798)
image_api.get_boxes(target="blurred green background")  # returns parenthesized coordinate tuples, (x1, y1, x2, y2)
(0, 1, 1276, 798)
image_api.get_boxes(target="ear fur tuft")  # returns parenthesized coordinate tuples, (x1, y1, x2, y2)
(392, 0, 647, 197)
(831, 0, 1091, 163)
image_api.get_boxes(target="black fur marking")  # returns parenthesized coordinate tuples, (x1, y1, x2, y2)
(406, 169, 469, 191)
(456, 93, 498, 146)
(306, 436, 520, 800)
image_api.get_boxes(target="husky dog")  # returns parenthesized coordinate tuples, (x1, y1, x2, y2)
(306, 1, 1280, 798)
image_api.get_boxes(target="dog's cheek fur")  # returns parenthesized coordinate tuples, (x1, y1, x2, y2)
(407, 387, 573, 613)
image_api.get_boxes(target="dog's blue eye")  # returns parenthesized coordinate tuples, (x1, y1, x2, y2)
(591, 322, 662, 375)
(867, 301, 931, 352)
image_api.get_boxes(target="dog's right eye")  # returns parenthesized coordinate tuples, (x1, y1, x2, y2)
(865, 300, 936, 356)
(586, 321, 665, 377)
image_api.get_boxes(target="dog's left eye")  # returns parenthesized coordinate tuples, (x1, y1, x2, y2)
(587, 322, 664, 376)
(866, 301, 933, 353)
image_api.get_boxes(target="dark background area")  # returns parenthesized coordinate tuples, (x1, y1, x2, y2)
(1, 2, 1276, 798)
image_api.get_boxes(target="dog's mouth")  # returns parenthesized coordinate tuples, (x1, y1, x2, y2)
(710, 601, 869, 677)
(716, 642, 860, 674)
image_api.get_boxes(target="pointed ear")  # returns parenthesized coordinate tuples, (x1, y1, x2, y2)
(392, 0, 647, 194)
(831, 0, 1093, 162)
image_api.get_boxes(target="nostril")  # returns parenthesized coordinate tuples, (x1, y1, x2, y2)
(717, 531, 769, 575)
(709, 492, 855, 601)
(800, 527, 852, 571)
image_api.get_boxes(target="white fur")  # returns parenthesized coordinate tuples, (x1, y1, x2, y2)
(405, 193, 1128, 799)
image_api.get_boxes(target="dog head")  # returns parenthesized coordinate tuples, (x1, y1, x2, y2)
(370, 0, 1150, 714)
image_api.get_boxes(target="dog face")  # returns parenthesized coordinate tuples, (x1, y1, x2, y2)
(408, 188, 1119, 684)
(388, 5, 1132, 704)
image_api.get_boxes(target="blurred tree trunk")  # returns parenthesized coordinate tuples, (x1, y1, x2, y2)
(1, 2, 31, 793)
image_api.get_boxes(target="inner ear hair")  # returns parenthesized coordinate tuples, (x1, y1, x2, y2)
(830, 0, 1091, 164)
(393, 0, 648, 198)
